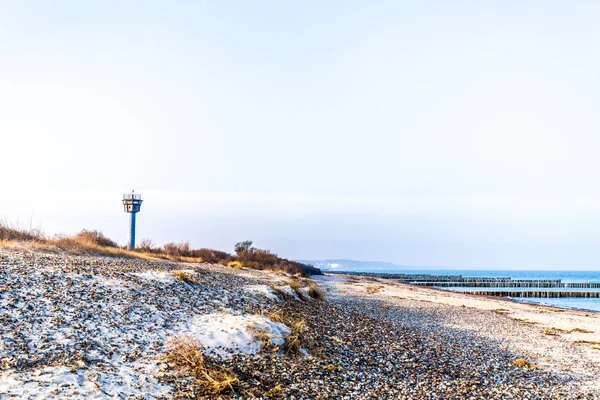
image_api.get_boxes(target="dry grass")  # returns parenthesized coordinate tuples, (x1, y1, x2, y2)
(267, 308, 286, 323)
(492, 308, 510, 314)
(285, 319, 313, 354)
(284, 278, 305, 299)
(171, 270, 200, 285)
(270, 285, 291, 301)
(0, 223, 208, 263)
(249, 326, 280, 352)
(307, 283, 325, 300)
(227, 261, 244, 269)
(0, 222, 44, 242)
(164, 335, 237, 395)
(511, 358, 539, 369)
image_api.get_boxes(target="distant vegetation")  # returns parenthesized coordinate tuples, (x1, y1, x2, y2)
(0, 222, 321, 276)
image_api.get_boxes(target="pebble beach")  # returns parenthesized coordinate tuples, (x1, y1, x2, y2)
(1, 247, 599, 399)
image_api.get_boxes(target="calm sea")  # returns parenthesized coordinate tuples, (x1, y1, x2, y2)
(330, 268, 600, 312)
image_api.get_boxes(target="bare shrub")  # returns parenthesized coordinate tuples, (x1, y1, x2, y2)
(137, 238, 159, 253)
(163, 242, 191, 257)
(234, 240, 321, 276)
(190, 248, 233, 264)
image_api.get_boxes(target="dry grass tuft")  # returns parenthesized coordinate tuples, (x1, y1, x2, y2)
(285, 319, 313, 354)
(284, 278, 302, 291)
(492, 308, 510, 314)
(249, 327, 280, 352)
(171, 270, 200, 285)
(284, 278, 305, 299)
(307, 283, 325, 300)
(227, 261, 244, 269)
(164, 335, 237, 395)
(270, 285, 291, 301)
(268, 308, 286, 323)
(511, 358, 539, 369)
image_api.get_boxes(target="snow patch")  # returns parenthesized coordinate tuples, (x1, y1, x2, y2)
(180, 313, 291, 360)
(244, 285, 280, 301)
(132, 271, 176, 284)
(276, 285, 302, 301)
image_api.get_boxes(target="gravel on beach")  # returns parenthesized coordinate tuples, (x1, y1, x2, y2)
(0, 247, 597, 399)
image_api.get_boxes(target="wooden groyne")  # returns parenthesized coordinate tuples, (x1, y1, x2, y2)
(412, 280, 564, 288)
(461, 290, 600, 298)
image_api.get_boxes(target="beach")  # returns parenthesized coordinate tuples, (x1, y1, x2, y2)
(1, 247, 599, 399)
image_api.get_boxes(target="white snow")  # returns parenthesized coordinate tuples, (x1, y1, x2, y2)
(0, 364, 171, 399)
(243, 284, 280, 301)
(180, 313, 291, 360)
(132, 271, 177, 284)
(275, 285, 301, 301)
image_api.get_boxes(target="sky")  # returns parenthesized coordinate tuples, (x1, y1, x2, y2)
(1, 1, 600, 269)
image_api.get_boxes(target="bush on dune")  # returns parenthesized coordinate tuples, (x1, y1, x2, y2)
(234, 241, 321, 276)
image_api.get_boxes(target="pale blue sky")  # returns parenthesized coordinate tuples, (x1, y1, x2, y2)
(1, 1, 600, 269)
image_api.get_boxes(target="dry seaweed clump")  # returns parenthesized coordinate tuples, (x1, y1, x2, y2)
(366, 285, 382, 294)
(511, 358, 539, 369)
(164, 335, 237, 396)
